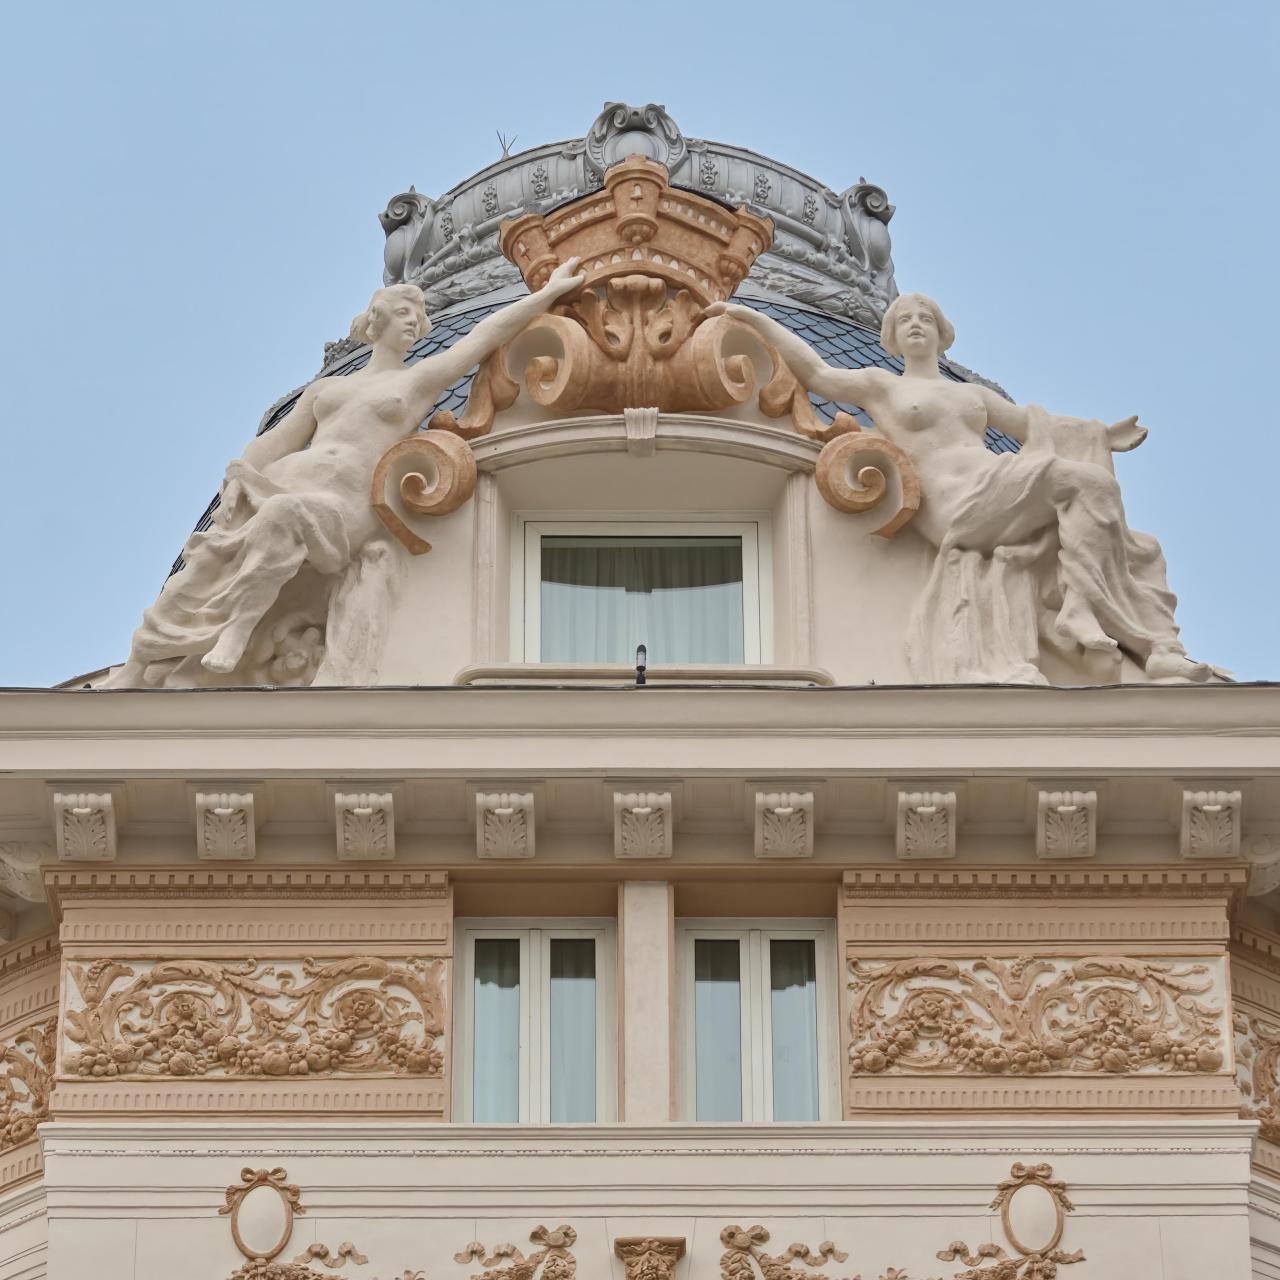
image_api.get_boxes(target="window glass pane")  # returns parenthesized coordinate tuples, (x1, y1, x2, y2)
(769, 939, 819, 1121)
(472, 938, 520, 1122)
(549, 937, 597, 1122)
(694, 938, 743, 1120)
(540, 536, 745, 664)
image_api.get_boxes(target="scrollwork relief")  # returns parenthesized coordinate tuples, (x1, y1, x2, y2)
(719, 1226, 848, 1280)
(63, 956, 445, 1079)
(456, 1225, 577, 1280)
(0, 1018, 55, 1153)
(848, 955, 1225, 1077)
(1235, 1011, 1280, 1144)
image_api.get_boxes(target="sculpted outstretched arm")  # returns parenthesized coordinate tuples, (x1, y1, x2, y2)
(976, 386, 1031, 443)
(705, 302, 884, 409)
(405, 258, 586, 414)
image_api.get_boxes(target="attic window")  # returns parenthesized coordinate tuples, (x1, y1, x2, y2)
(518, 519, 767, 664)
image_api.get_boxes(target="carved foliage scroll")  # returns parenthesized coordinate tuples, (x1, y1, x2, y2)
(1235, 1011, 1280, 1144)
(847, 955, 1226, 1077)
(718, 1225, 846, 1280)
(63, 956, 445, 1080)
(0, 1018, 55, 1153)
(456, 1225, 577, 1280)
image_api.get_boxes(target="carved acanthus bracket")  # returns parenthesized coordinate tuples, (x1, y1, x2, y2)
(52, 792, 117, 861)
(1180, 789, 1242, 859)
(335, 791, 395, 861)
(1035, 790, 1097, 860)
(754, 791, 814, 859)
(896, 790, 957, 860)
(614, 791, 673, 860)
(476, 792, 536, 859)
(195, 792, 256, 861)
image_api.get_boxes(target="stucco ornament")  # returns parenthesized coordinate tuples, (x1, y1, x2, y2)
(456, 1225, 577, 1280)
(847, 955, 1225, 1078)
(62, 956, 446, 1079)
(0, 1018, 55, 1154)
(714, 294, 1212, 685)
(100, 262, 584, 689)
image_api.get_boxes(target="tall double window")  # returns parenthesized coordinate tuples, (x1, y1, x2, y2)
(454, 922, 615, 1123)
(517, 519, 770, 665)
(677, 921, 837, 1122)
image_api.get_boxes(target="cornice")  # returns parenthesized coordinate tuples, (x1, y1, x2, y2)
(1233, 925, 1280, 978)
(843, 864, 1247, 900)
(46, 866, 449, 922)
(0, 935, 57, 988)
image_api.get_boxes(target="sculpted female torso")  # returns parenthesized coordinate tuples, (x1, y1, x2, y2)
(102, 261, 584, 687)
(714, 292, 1208, 682)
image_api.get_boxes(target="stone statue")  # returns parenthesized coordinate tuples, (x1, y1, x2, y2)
(711, 293, 1211, 685)
(101, 259, 586, 689)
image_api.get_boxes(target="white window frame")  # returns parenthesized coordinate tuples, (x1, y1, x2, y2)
(511, 512, 773, 664)
(675, 918, 838, 1122)
(454, 918, 617, 1123)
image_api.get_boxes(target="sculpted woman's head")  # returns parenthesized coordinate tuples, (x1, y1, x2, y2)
(354, 284, 430, 351)
(880, 292, 954, 359)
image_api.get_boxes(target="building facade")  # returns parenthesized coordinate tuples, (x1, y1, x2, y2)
(1, 102, 1279, 1279)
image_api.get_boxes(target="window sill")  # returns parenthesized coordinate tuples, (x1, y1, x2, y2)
(452, 663, 834, 688)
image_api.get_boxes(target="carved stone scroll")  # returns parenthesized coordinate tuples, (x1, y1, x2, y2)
(62, 956, 446, 1080)
(848, 955, 1226, 1078)
(758, 346, 859, 445)
(430, 345, 519, 439)
(370, 429, 478, 555)
(814, 429, 921, 538)
(1236, 1010, 1280, 1145)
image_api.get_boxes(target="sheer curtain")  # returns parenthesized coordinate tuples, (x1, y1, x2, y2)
(548, 938, 597, 1122)
(540, 537, 744, 664)
(768, 939, 819, 1121)
(693, 938, 743, 1121)
(472, 938, 520, 1122)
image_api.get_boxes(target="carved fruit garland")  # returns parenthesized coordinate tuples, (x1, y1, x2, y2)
(63, 956, 446, 1079)
(847, 955, 1225, 1077)
(456, 1225, 577, 1280)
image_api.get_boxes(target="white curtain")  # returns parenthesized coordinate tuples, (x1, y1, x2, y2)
(472, 938, 520, 1122)
(549, 938, 597, 1122)
(694, 938, 743, 1121)
(769, 939, 819, 1121)
(540, 537, 744, 664)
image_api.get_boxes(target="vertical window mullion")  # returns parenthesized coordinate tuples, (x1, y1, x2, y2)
(747, 930, 769, 1122)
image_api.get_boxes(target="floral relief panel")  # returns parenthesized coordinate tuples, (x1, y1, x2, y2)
(61, 956, 446, 1080)
(847, 955, 1227, 1079)
(0, 1018, 55, 1153)
(1235, 1010, 1280, 1144)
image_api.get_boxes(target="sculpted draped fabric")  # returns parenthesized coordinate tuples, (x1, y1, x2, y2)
(906, 408, 1185, 684)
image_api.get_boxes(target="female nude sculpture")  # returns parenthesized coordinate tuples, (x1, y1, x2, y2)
(710, 294, 1209, 684)
(102, 259, 586, 687)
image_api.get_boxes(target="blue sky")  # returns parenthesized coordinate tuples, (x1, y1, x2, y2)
(0, 1, 1275, 684)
